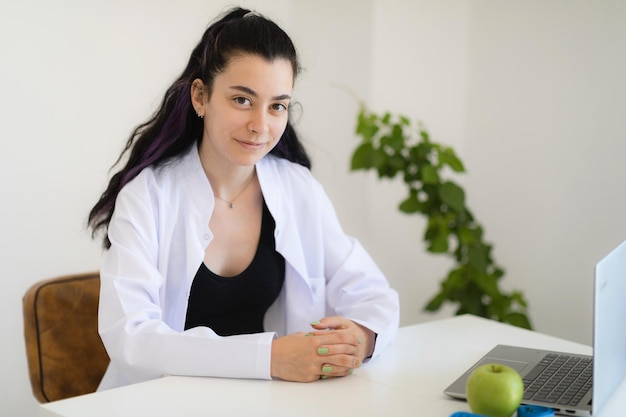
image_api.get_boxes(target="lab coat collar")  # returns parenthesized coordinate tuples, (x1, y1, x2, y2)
(256, 156, 310, 286)
(180, 145, 311, 292)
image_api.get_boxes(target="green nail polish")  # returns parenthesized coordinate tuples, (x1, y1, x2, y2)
(310, 320, 320, 326)
(322, 366, 333, 373)
(358, 337, 363, 344)
(349, 368, 354, 375)
(321, 375, 329, 380)
(317, 347, 329, 355)
(305, 333, 313, 336)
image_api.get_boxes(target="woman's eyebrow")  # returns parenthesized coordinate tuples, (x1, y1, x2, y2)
(229, 85, 291, 101)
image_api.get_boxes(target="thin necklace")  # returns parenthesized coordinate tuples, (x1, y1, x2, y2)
(213, 172, 256, 209)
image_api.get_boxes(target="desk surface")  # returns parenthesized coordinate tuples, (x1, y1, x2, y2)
(40, 315, 626, 417)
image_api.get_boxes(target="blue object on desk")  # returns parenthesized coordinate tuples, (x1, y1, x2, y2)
(517, 405, 555, 417)
(450, 405, 555, 417)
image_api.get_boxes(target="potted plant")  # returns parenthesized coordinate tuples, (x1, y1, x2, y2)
(350, 106, 532, 329)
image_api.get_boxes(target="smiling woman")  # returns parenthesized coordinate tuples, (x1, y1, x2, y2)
(86, 6, 399, 391)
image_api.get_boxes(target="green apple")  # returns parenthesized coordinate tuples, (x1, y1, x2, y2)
(465, 363, 524, 417)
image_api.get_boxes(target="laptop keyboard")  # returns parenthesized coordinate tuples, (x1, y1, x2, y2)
(522, 353, 593, 407)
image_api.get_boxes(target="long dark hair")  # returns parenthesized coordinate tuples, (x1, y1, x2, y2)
(88, 7, 311, 248)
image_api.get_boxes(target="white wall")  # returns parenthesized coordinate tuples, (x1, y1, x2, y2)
(463, 0, 626, 342)
(362, 0, 626, 343)
(1, 0, 625, 415)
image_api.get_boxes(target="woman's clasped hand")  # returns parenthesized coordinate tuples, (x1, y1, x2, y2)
(271, 316, 375, 382)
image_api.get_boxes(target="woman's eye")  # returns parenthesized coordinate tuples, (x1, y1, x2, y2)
(272, 103, 288, 112)
(234, 97, 251, 106)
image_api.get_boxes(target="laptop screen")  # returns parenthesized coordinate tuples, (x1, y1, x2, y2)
(592, 240, 626, 414)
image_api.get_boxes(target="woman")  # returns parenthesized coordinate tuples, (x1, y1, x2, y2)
(88, 7, 399, 390)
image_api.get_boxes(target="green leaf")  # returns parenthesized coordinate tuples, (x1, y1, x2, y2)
(376, 152, 396, 178)
(424, 291, 447, 312)
(350, 143, 375, 170)
(503, 312, 532, 329)
(458, 227, 475, 245)
(474, 272, 499, 298)
(468, 243, 488, 272)
(410, 142, 432, 162)
(438, 181, 465, 212)
(439, 148, 465, 172)
(492, 267, 505, 280)
(442, 267, 466, 291)
(388, 153, 406, 173)
(511, 291, 528, 308)
(398, 192, 422, 214)
(421, 164, 439, 184)
(428, 231, 449, 253)
(456, 284, 488, 316)
(433, 213, 454, 253)
(356, 110, 379, 141)
(379, 134, 393, 149)
(388, 124, 405, 151)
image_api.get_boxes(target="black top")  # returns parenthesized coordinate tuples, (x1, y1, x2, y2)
(184, 202, 285, 336)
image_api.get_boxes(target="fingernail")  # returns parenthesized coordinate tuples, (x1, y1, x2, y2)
(349, 368, 354, 375)
(310, 320, 321, 326)
(304, 333, 313, 337)
(322, 365, 333, 373)
(321, 375, 329, 380)
(358, 337, 363, 345)
(317, 347, 329, 355)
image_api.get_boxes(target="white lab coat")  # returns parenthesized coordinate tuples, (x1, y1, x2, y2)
(98, 144, 399, 390)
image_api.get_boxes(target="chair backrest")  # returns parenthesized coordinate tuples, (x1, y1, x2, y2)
(23, 272, 110, 403)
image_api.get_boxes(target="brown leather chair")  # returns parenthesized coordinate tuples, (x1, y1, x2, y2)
(23, 272, 110, 403)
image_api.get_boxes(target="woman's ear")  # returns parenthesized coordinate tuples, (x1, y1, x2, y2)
(191, 79, 206, 118)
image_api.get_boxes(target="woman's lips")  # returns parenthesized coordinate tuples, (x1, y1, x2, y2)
(236, 138, 265, 150)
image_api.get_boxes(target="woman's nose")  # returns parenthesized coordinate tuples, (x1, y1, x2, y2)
(248, 109, 269, 134)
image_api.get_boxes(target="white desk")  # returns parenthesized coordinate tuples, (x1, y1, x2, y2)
(40, 315, 626, 417)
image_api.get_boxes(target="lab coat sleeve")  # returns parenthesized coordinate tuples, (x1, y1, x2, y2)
(98, 175, 275, 387)
(312, 180, 400, 359)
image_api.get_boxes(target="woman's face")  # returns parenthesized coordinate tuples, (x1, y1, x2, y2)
(198, 54, 294, 168)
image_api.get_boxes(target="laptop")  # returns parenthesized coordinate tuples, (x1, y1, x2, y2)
(443, 239, 626, 416)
